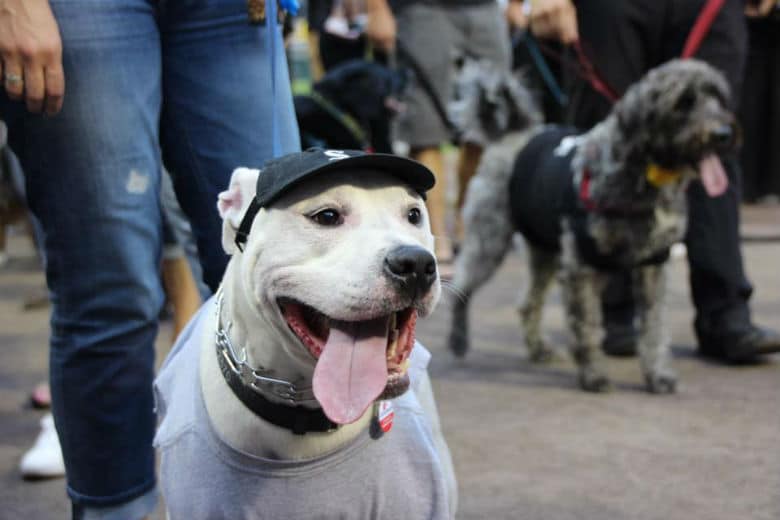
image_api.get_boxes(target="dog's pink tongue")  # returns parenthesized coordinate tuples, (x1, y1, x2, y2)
(699, 154, 728, 197)
(312, 318, 389, 425)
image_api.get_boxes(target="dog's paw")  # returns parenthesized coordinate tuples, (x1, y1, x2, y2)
(528, 345, 558, 364)
(448, 320, 470, 358)
(449, 302, 470, 358)
(579, 369, 611, 393)
(645, 372, 677, 394)
(449, 330, 470, 358)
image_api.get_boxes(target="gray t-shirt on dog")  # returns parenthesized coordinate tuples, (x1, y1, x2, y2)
(154, 300, 452, 520)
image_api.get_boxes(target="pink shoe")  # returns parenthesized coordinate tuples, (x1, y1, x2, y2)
(30, 382, 51, 409)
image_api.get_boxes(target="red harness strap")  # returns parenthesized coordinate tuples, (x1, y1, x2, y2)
(579, 169, 597, 211)
(578, 168, 655, 217)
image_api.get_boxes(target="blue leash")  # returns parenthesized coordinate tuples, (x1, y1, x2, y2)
(513, 31, 568, 108)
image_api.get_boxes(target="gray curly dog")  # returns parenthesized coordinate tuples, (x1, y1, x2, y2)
(448, 59, 737, 393)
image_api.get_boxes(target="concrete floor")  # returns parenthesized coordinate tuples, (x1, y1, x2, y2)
(1, 207, 778, 519)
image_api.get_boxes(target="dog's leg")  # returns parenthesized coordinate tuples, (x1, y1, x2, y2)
(0, 218, 7, 267)
(635, 264, 677, 394)
(448, 163, 514, 358)
(520, 242, 559, 363)
(559, 223, 610, 392)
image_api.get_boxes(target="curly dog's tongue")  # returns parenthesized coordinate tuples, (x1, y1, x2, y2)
(699, 154, 728, 197)
(313, 317, 389, 424)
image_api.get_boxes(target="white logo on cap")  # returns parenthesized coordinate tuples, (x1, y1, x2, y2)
(324, 150, 350, 161)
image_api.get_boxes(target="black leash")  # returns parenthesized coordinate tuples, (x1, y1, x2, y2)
(395, 41, 461, 143)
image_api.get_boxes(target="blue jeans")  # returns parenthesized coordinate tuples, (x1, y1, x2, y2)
(1, 0, 299, 514)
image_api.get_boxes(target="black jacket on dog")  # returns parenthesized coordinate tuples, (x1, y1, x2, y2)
(510, 126, 670, 270)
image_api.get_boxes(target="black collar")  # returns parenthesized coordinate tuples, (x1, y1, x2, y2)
(214, 292, 338, 435)
(215, 345, 339, 435)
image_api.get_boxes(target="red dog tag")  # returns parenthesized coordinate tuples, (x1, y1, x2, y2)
(377, 401, 394, 433)
(369, 400, 394, 439)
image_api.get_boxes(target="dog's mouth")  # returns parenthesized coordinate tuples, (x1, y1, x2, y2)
(279, 299, 417, 425)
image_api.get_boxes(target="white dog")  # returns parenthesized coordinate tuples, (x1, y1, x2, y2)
(154, 149, 457, 519)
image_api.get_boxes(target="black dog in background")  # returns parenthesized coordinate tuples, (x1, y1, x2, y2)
(294, 59, 408, 153)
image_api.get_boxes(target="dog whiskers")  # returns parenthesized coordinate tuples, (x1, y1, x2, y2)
(441, 280, 467, 304)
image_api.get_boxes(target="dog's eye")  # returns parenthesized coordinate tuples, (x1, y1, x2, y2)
(310, 209, 343, 227)
(407, 207, 422, 225)
(675, 90, 696, 111)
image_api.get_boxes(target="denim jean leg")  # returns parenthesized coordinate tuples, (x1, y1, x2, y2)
(8, 0, 164, 510)
(159, 0, 300, 292)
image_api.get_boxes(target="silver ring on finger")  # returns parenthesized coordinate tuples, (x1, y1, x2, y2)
(4, 73, 23, 86)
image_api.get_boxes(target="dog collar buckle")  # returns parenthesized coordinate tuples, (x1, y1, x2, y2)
(239, 364, 255, 386)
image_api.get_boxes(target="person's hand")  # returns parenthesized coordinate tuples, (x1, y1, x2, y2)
(366, 0, 396, 53)
(506, 1, 530, 30)
(0, 0, 64, 115)
(528, 0, 579, 45)
(745, 0, 776, 17)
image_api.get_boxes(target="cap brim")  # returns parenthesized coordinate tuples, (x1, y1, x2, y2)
(258, 153, 436, 208)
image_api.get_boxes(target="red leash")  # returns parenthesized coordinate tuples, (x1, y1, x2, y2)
(682, 0, 727, 58)
(559, 0, 726, 104)
(573, 40, 620, 103)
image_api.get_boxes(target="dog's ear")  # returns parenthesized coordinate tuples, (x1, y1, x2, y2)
(217, 167, 260, 255)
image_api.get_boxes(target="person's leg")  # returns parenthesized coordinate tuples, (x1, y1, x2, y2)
(449, 3, 511, 245)
(410, 146, 450, 260)
(666, 0, 780, 359)
(2, 0, 163, 515)
(159, 0, 300, 293)
(666, 0, 750, 324)
(686, 156, 779, 361)
(764, 22, 780, 200)
(738, 21, 770, 203)
(454, 143, 482, 244)
(395, 4, 456, 261)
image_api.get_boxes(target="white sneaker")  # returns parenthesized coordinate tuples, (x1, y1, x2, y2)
(19, 413, 66, 479)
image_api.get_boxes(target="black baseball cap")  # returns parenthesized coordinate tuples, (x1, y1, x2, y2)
(234, 148, 436, 250)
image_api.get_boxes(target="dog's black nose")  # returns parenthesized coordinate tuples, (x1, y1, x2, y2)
(711, 124, 734, 147)
(384, 245, 437, 297)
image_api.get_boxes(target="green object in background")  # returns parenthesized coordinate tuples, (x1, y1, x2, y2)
(287, 18, 312, 95)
